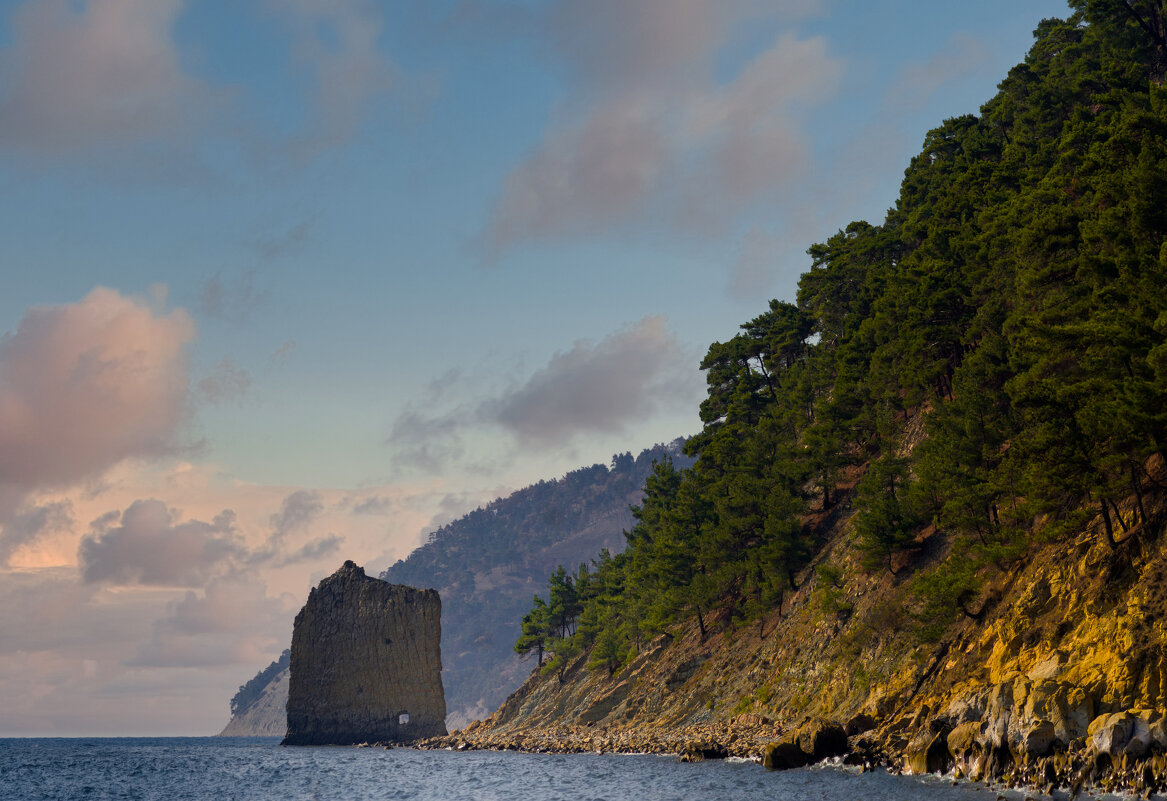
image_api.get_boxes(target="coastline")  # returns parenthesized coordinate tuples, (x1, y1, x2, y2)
(412, 712, 1167, 799)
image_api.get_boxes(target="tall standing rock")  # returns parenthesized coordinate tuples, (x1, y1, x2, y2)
(282, 560, 447, 745)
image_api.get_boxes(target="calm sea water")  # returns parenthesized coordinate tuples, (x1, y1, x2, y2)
(0, 737, 1046, 801)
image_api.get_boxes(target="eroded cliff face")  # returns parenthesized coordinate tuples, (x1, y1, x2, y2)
(283, 561, 446, 745)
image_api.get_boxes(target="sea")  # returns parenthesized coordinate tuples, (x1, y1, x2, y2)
(0, 737, 1085, 801)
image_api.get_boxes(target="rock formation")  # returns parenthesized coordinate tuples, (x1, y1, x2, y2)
(282, 561, 447, 745)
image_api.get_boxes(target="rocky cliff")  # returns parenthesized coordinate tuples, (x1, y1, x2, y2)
(437, 484, 1167, 795)
(282, 561, 446, 745)
(219, 664, 289, 737)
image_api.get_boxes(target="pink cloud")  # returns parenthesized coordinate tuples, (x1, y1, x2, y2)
(0, 288, 194, 491)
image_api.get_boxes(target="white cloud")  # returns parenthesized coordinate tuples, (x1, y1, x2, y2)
(130, 575, 295, 668)
(268, 490, 324, 539)
(482, 100, 670, 256)
(490, 316, 696, 446)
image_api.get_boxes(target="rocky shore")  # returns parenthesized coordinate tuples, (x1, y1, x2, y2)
(410, 705, 1167, 798)
(418, 715, 784, 759)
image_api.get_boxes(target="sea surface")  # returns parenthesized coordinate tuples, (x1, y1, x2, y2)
(0, 737, 1082, 801)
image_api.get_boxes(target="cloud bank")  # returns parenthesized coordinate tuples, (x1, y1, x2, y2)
(389, 316, 701, 472)
(79, 500, 242, 587)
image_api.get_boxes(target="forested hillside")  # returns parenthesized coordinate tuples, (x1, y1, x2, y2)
(383, 441, 691, 726)
(513, 0, 1167, 693)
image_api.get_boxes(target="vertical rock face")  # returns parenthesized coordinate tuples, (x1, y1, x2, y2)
(282, 560, 447, 745)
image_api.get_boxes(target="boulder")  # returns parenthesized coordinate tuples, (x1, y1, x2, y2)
(947, 721, 986, 780)
(905, 730, 951, 775)
(795, 717, 848, 761)
(1150, 717, 1167, 750)
(1025, 679, 1093, 743)
(680, 741, 727, 762)
(1017, 720, 1057, 761)
(947, 721, 983, 758)
(762, 737, 810, 770)
(1090, 712, 1136, 756)
(1123, 713, 1154, 757)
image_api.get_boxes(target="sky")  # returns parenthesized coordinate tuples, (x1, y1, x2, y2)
(0, 0, 1073, 736)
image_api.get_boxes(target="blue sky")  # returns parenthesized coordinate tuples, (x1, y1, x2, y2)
(0, 0, 1070, 735)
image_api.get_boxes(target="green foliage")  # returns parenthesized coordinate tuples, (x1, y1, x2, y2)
(910, 560, 982, 642)
(813, 563, 853, 621)
(514, 596, 550, 665)
(854, 457, 924, 573)
(586, 623, 626, 676)
(516, 5, 1167, 664)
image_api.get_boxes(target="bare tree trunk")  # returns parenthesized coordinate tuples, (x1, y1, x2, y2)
(1101, 497, 1118, 549)
(1109, 498, 1131, 533)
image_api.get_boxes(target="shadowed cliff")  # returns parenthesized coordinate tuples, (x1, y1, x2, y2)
(282, 561, 446, 745)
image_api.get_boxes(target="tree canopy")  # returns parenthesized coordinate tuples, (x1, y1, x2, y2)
(518, 2, 1167, 673)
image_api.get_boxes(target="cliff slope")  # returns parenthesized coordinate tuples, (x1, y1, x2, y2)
(218, 665, 289, 737)
(453, 481, 1167, 793)
(382, 442, 692, 727)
